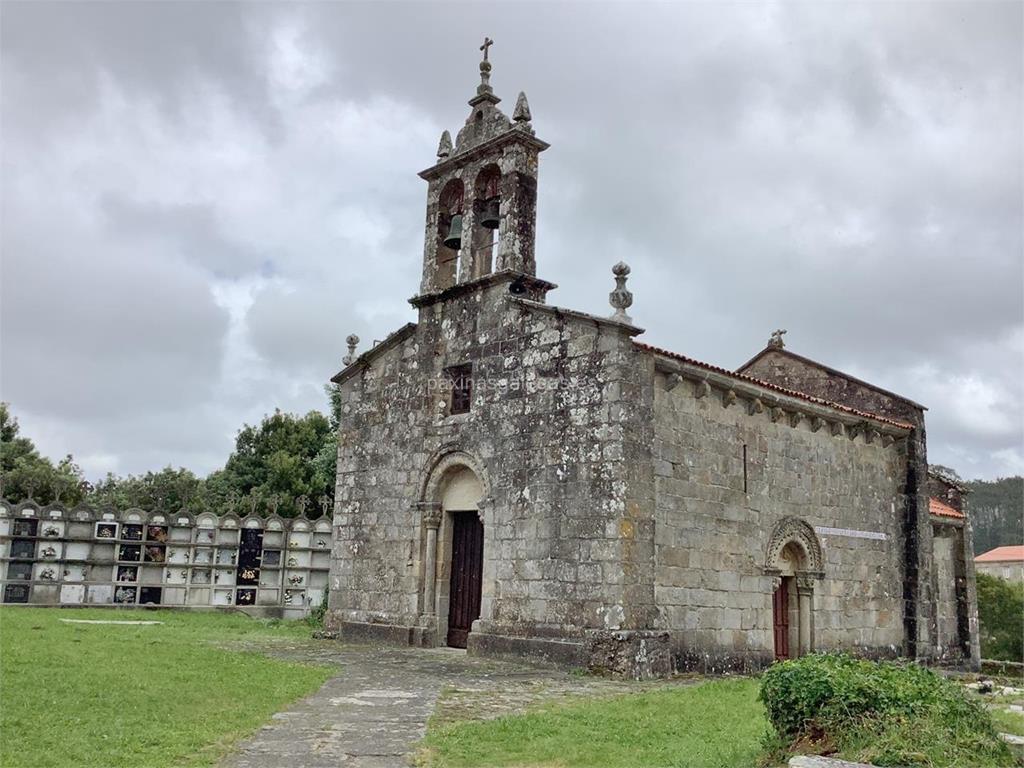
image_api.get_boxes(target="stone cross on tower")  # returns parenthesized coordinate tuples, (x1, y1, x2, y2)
(477, 37, 495, 95)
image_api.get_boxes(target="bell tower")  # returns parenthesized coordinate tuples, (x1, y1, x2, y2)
(417, 39, 549, 296)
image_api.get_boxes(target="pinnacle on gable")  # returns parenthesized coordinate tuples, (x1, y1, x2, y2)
(513, 92, 532, 123)
(437, 130, 452, 159)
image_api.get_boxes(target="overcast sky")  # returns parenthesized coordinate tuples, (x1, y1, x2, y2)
(1, 1, 1021, 482)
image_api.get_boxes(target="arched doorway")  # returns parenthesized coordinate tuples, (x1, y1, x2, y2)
(441, 467, 484, 648)
(766, 517, 824, 661)
(417, 451, 489, 649)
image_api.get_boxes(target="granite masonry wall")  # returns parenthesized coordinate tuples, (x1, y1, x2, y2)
(328, 276, 658, 667)
(650, 368, 908, 671)
(926, 474, 980, 663)
(740, 348, 979, 666)
(327, 275, 937, 675)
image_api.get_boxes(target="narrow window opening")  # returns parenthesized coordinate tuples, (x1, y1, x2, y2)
(447, 364, 472, 414)
(471, 165, 501, 278)
(742, 444, 748, 494)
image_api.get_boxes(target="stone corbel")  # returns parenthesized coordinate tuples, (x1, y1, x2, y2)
(831, 421, 846, 438)
(722, 389, 737, 409)
(811, 417, 825, 433)
(770, 406, 785, 423)
(665, 373, 683, 392)
(864, 427, 879, 445)
(882, 434, 895, 447)
(748, 398, 764, 416)
(788, 411, 802, 428)
(694, 380, 712, 399)
(475, 496, 494, 524)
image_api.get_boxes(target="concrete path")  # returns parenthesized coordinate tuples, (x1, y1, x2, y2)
(220, 643, 652, 768)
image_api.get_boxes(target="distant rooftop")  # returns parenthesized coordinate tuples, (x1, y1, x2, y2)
(975, 545, 1024, 563)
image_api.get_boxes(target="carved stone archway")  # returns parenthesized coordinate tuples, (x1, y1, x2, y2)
(419, 447, 491, 510)
(765, 517, 825, 658)
(415, 448, 492, 646)
(765, 517, 824, 575)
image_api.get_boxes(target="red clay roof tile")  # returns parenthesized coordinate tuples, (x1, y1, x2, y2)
(929, 497, 964, 519)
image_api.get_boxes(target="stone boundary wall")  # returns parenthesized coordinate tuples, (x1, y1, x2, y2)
(0, 500, 331, 618)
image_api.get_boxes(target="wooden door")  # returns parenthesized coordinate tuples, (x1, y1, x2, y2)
(773, 580, 790, 661)
(447, 511, 483, 648)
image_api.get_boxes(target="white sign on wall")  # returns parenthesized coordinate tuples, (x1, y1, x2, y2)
(814, 526, 888, 541)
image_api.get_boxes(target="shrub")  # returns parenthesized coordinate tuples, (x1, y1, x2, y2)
(306, 587, 330, 628)
(759, 653, 1014, 767)
(977, 572, 1024, 663)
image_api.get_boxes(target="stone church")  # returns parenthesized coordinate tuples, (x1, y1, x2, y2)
(325, 44, 979, 676)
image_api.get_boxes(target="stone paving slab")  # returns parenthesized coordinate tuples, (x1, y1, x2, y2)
(219, 642, 601, 768)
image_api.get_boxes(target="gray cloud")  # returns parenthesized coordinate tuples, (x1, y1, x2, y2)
(1, 1, 1020, 480)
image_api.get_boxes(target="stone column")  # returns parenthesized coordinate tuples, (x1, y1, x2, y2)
(419, 503, 443, 616)
(796, 574, 815, 655)
(476, 497, 494, 625)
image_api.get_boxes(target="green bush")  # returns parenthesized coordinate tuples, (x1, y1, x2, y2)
(759, 653, 1014, 767)
(977, 572, 1024, 663)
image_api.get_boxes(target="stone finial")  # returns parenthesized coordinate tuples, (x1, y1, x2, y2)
(513, 91, 532, 123)
(609, 262, 634, 324)
(768, 328, 787, 349)
(342, 334, 360, 366)
(437, 130, 452, 159)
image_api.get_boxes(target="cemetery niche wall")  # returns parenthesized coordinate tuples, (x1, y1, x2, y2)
(0, 500, 331, 618)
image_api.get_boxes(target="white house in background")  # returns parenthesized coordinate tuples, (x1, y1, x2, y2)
(974, 546, 1024, 583)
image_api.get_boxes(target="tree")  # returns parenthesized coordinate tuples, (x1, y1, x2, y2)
(218, 409, 334, 516)
(1, 395, 340, 518)
(87, 467, 201, 511)
(0, 403, 85, 506)
(967, 476, 1024, 555)
(976, 572, 1024, 662)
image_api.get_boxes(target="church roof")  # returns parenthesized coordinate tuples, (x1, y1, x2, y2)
(635, 341, 915, 430)
(975, 545, 1024, 563)
(737, 345, 926, 411)
(928, 470, 970, 493)
(929, 497, 964, 519)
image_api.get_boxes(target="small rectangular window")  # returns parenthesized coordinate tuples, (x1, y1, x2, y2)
(447, 364, 472, 414)
(742, 444, 748, 494)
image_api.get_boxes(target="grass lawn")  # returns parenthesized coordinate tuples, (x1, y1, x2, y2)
(418, 677, 767, 768)
(991, 707, 1024, 737)
(0, 607, 334, 768)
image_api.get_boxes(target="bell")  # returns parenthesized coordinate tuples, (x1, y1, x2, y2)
(443, 214, 463, 250)
(480, 196, 500, 230)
